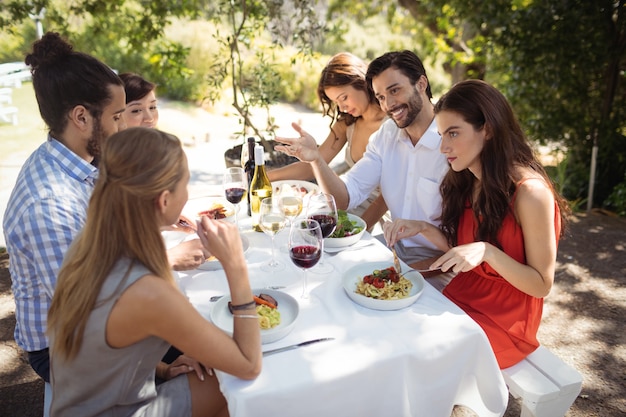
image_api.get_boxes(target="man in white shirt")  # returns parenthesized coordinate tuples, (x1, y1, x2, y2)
(276, 50, 449, 271)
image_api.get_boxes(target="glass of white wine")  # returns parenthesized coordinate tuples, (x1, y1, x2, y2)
(259, 197, 287, 272)
(279, 194, 303, 224)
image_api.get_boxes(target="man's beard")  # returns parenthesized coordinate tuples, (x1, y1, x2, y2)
(86, 118, 106, 166)
(391, 86, 423, 129)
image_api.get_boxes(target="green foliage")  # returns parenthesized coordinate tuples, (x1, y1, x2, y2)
(0, 22, 36, 62)
(604, 171, 626, 216)
(332, 0, 625, 212)
(201, 0, 327, 147)
(482, 0, 626, 207)
(3, 0, 624, 215)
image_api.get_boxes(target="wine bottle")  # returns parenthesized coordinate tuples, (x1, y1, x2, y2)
(250, 144, 272, 232)
(243, 137, 256, 216)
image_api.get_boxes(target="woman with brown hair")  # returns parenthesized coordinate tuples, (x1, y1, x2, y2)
(48, 128, 261, 416)
(268, 52, 388, 227)
(384, 80, 570, 368)
(120, 72, 159, 128)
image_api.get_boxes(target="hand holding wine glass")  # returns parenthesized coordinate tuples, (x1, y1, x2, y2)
(223, 167, 247, 230)
(288, 219, 323, 299)
(259, 197, 287, 272)
(305, 192, 338, 273)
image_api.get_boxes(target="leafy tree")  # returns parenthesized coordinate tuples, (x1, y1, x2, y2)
(328, 0, 626, 210)
(4, 0, 624, 209)
(1, 0, 328, 152)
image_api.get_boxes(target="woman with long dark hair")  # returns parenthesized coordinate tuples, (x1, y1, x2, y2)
(384, 80, 570, 368)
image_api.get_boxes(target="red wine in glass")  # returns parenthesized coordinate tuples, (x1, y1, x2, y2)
(288, 219, 323, 298)
(290, 245, 321, 269)
(225, 187, 246, 204)
(222, 167, 247, 230)
(308, 214, 337, 238)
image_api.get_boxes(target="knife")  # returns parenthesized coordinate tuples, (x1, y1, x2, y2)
(263, 337, 334, 357)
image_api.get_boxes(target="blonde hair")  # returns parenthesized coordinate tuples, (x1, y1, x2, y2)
(48, 127, 187, 360)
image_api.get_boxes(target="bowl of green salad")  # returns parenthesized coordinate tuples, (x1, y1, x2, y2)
(325, 210, 366, 248)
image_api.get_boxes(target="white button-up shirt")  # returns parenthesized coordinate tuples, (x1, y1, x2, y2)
(342, 118, 449, 249)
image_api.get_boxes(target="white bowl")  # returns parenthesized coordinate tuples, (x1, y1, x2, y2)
(342, 262, 425, 310)
(325, 213, 366, 248)
(210, 289, 299, 344)
(182, 196, 235, 223)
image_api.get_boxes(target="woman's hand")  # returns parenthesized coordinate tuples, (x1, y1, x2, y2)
(195, 217, 244, 270)
(158, 355, 212, 382)
(432, 242, 491, 274)
(166, 239, 210, 271)
(275, 123, 322, 163)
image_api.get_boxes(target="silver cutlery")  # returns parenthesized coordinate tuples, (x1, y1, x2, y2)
(400, 268, 443, 276)
(210, 286, 286, 302)
(263, 337, 335, 357)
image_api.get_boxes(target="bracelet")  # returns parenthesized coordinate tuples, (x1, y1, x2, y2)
(230, 300, 256, 311)
(233, 314, 259, 319)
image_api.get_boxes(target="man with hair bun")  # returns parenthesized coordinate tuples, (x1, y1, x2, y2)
(3, 32, 127, 386)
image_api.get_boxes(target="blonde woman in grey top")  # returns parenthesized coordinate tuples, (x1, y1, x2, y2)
(268, 52, 388, 229)
(48, 128, 261, 416)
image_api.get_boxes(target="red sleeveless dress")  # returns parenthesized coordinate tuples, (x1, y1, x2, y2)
(443, 182, 560, 369)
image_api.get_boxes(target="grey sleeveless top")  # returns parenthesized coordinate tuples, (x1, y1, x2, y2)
(50, 258, 171, 417)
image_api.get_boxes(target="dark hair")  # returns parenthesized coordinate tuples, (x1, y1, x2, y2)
(119, 72, 156, 103)
(366, 50, 432, 99)
(317, 52, 377, 130)
(25, 32, 123, 137)
(434, 79, 569, 247)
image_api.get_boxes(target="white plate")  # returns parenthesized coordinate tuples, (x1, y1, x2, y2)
(325, 213, 366, 248)
(342, 262, 425, 310)
(182, 196, 235, 222)
(272, 180, 319, 200)
(197, 235, 250, 271)
(210, 289, 299, 344)
(161, 230, 195, 249)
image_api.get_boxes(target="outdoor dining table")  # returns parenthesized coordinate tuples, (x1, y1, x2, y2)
(176, 218, 509, 417)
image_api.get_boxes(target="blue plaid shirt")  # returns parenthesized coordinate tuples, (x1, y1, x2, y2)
(3, 136, 97, 352)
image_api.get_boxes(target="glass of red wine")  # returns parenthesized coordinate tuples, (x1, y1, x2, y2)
(305, 192, 337, 274)
(288, 219, 323, 299)
(222, 167, 247, 230)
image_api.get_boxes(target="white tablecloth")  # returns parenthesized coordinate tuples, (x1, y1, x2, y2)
(177, 219, 508, 417)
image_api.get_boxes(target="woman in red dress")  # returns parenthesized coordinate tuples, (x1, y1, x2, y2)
(383, 80, 570, 368)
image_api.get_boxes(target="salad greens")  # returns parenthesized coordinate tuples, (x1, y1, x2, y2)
(330, 210, 364, 238)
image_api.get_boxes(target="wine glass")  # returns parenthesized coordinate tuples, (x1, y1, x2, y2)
(222, 167, 247, 230)
(288, 219, 323, 299)
(259, 197, 287, 272)
(278, 193, 303, 224)
(305, 192, 338, 273)
(277, 190, 303, 251)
